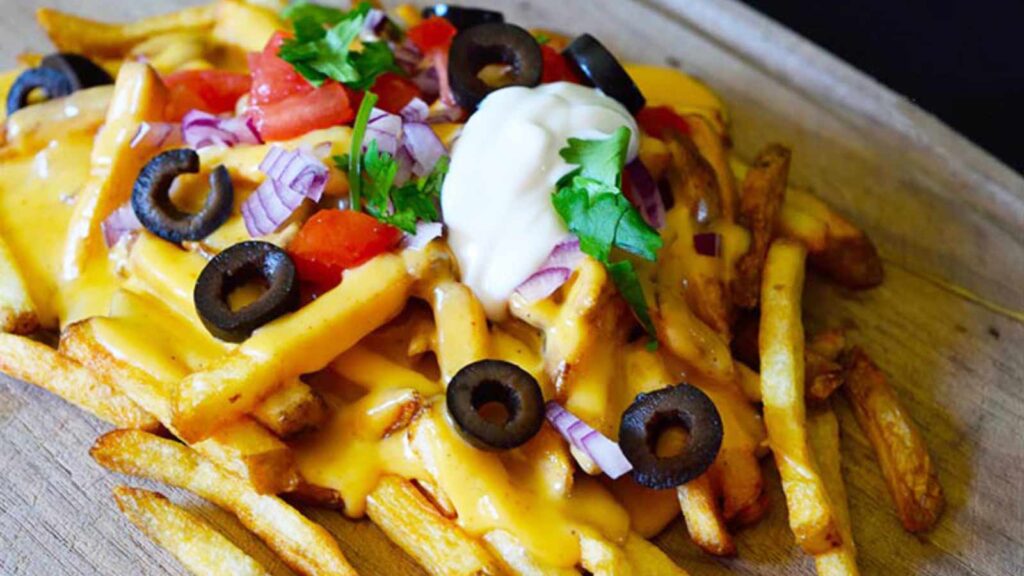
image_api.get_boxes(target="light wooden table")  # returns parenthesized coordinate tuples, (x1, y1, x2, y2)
(1, 1, 1022, 575)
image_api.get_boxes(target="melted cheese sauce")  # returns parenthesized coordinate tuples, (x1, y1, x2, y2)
(441, 82, 639, 320)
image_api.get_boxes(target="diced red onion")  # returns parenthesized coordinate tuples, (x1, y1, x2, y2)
(130, 122, 181, 150)
(102, 203, 141, 247)
(514, 237, 584, 302)
(431, 49, 456, 107)
(545, 402, 634, 479)
(310, 141, 333, 160)
(402, 122, 446, 177)
(366, 108, 403, 155)
(693, 232, 722, 257)
(403, 221, 444, 250)
(544, 237, 584, 270)
(624, 159, 665, 228)
(360, 9, 387, 42)
(395, 145, 414, 185)
(400, 97, 429, 123)
(243, 146, 328, 237)
(411, 66, 440, 101)
(182, 110, 262, 149)
(393, 39, 422, 76)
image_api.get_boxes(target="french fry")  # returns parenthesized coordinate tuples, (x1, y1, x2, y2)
(112, 486, 271, 576)
(805, 349, 844, 404)
(685, 113, 737, 221)
(759, 240, 841, 554)
(843, 347, 944, 533)
(60, 320, 300, 495)
(484, 530, 580, 576)
(252, 378, 328, 438)
(677, 473, 735, 556)
(732, 145, 791, 309)
(734, 328, 847, 404)
(37, 4, 217, 58)
(623, 532, 692, 576)
(367, 476, 503, 576)
(127, 32, 210, 75)
(174, 253, 412, 442)
(0, 333, 157, 429)
(607, 477, 680, 539)
(0, 235, 38, 334)
(578, 528, 631, 575)
(807, 406, 860, 576)
(664, 133, 722, 222)
(3, 85, 114, 155)
(212, 0, 286, 53)
(330, 344, 442, 396)
(427, 279, 490, 383)
(92, 430, 356, 576)
(661, 205, 732, 337)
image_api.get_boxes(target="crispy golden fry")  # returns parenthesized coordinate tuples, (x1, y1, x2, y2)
(92, 430, 356, 576)
(60, 320, 300, 495)
(661, 206, 732, 336)
(808, 406, 860, 576)
(623, 532, 691, 576)
(61, 63, 168, 291)
(367, 476, 503, 576)
(806, 349, 845, 404)
(732, 145, 791, 308)
(733, 328, 847, 404)
(685, 113, 737, 221)
(330, 344, 442, 396)
(252, 378, 328, 438)
(736, 362, 762, 403)
(809, 329, 847, 361)
(37, 4, 217, 58)
(843, 347, 944, 533)
(174, 253, 412, 442)
(428, 279, 490, 382)
(578, 528, 631, 574)
(484, 530, 580, 576)
(608, 477, 680, 539)
(677, 473, 735, 556)
(112, 486, 271, 576)
(664, 133, 722, 223)
(213, 0, 286, 53)
(0, 235, 38, 334)
(3, 85, 114, 155)
(128, 31, 210, 75)
(0, 333, 157, 429)
(780, 186, 883, 289)
(760, 240, 841, 554)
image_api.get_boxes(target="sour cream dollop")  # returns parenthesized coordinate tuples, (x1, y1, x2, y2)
(441, 82, 639, 320)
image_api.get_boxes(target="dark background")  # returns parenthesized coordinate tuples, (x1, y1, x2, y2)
(743, 0, 1023, 172)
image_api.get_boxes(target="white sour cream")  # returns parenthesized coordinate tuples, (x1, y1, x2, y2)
(441, 82, 639, 320)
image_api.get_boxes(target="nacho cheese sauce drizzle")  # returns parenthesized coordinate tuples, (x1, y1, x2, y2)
(441, 81, 639, 320)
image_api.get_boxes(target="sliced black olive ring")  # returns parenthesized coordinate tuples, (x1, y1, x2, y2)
(194, 241, 300, 343)
(563, 34, 647, 114)
(41, 53, 114, 91)
(6, 67, 73, 116)
(131, 149, 234, 244)
(448, 22, 542, 110)
(446, 359, 545, 450)
(619, 384, 723, 489)
(423, 4, 504, 30)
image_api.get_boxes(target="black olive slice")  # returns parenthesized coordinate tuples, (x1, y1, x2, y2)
(619, 384, 723, 489)
(448, 22, 542, 109)
(194, 241, 300, 342)
(40, 53, 113, 91)
(5, 67, 73, 116)
(131, 149, 234, 244)
(422, 4, 504, 31)
(446, 359, 544, 450)
(563, 34, 647, 114)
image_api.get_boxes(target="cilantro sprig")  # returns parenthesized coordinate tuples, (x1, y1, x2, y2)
(335, 93, 448, 233)
(279, 1, 398, 89)
(552, 127, 662, 336)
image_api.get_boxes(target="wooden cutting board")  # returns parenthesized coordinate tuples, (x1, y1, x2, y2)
(1, 1, 1021, 575)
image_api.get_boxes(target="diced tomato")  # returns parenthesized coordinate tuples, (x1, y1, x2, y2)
(288, 210, 402, 290)
(372, 72, 421, 114)
(163, 70, 252, 121)
(540, 45, 581, 84)
(636, 105, 691, 139)
(249, 31, 314, 106)
(250, 81, 354, 141)
(407, 16, 458, 54)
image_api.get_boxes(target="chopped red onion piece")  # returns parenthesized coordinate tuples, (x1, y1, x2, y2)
(102, 203, 141, 247)
(403, 122, 446, 177)
(243, 146, 329, 237)
(432, 49, 456, 107)
(403, 221, 444, 250)
(366, 107, 403, 155)
(394, 39, 423, 75)
(693, 232, 722, 257)
(360, 9, 387, 41)
(544, 237, 584, 270)
(130, 122, 182, 150)
(395, 145, 414, 185)
(624, 159, 665, 228)
(515, 267, 572, 302)
(411, 66, 440, 100)
(545, 402, 633, 479)
(182, 109, 262, 149)
(400, 97, 430, 123)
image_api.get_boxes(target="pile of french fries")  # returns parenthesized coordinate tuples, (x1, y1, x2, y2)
(0, 2, 945, 575)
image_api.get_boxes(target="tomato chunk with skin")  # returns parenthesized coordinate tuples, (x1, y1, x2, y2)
(163, 70, 252, 121)
(540, 45, 581, 84)
(636, 105, 691, 139)
(288, 210, 403, 290)
(407, 16, 457, 54)
(249, 32, 313, 106)
(372, 72, 421, 114)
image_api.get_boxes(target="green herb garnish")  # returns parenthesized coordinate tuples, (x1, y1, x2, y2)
(279, 1, 398, 89)
(551, 127, 662, 335)
(345, 91, 379, 212)
(534, 32, 551, 46)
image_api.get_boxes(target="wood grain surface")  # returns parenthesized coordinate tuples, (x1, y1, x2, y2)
(1, 1, 1022, 575)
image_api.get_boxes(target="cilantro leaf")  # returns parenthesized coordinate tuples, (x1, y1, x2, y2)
(534, 32, 551, 46)
(550, 127, 663, 337)
(279, 2, 396, 89)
